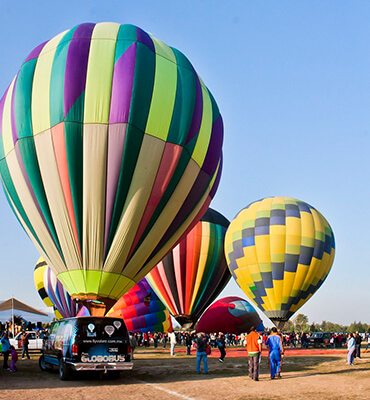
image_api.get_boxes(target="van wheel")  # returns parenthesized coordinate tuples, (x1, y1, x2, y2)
(39, 355, 53, 371)
(59, 359, 70, 381)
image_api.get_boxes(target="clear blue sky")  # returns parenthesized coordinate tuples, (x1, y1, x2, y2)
(0, 1, 369, 326)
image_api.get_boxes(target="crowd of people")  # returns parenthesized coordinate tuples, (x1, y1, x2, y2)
(127, 328, 370, 379)
(1, 324, 369, 376)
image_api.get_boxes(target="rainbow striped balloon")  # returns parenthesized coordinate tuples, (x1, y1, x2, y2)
(107, 278, 172, 333)
(147, 208, 231, 327)
(0, 23, 223, 308)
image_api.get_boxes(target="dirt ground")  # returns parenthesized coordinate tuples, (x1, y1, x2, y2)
(0, 346, 369, 400)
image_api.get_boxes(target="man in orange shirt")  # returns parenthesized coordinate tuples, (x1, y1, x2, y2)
(245, 326, 262, 381)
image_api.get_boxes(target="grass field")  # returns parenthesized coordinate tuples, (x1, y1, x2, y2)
(0, 346, 368, 399)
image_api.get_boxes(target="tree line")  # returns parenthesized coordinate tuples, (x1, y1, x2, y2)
(282, 314, 370, 333)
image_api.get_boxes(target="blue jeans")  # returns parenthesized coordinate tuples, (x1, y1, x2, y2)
(22, 345, 30, 359)
(196, 351, 208, 373)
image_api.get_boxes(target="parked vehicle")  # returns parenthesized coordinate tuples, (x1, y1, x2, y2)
(307, 332, 331, 347)
(39, 316, 133, 380)
(9, 331, 45, 350)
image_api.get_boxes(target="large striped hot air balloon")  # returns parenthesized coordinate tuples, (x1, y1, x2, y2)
(107, 278, 172, 333)
(0, 23, 223, 313)
(147, 208, 231, 328)
(34, 257, 79, 319)
(225, 197, 335, 328)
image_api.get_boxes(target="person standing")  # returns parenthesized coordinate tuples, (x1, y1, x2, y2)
(354, 332, 362, 359)
(245, 326, 262, 381)
(185, 333, 192, 355)
(218, 333, 226, 363)
(266, 327, 284, 379)
(0, 332, 10, 370)
(169, 330, 177, 356)
(196, 332, 208, 374)
(9, 345, 18, 372)
(347, 333, 356, 365)
(21, 331, 30, 360)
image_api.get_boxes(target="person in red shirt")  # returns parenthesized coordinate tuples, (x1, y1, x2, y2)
(245, 326, 262, 381)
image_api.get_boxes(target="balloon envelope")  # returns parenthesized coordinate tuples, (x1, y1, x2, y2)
(107, 277, 172, 333)
(225, 197, 335, 328)
(147, 208, 231, 327)
(0, 23, 223, 309)
(196, 296, 262, 334)
(34, 257, 79, 319)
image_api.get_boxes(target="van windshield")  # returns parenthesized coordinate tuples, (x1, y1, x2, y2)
(77, 318, 127, 342)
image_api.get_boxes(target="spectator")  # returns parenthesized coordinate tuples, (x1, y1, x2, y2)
(0, 332, 10, 370)
(9, 345, 18, 372)
(21, 331, 30, 360)
(196, 333, 208, 374)
(266, 327, 284, 379)
(347, 333, 355, 365)
(245, 326, 262, 381)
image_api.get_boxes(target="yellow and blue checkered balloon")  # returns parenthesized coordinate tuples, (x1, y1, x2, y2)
(224, 197, 335, 328)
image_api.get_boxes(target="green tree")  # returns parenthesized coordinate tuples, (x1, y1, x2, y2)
(293, 314, 309, 332)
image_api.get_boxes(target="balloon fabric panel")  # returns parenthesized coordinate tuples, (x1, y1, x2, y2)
(225, 197, 335, 323)
(0, 23, 223, 307)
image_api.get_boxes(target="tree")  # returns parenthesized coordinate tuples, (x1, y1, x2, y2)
(293, 314, 309, 332)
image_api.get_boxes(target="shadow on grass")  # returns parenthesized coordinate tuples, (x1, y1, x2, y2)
(0, 351, 367, 390)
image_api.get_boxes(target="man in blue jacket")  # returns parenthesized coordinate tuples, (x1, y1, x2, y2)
(266, 327, 284, 379)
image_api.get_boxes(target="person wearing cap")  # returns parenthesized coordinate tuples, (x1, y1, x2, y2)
(245, 326, 262, 381)
(266, 327, 284, 379)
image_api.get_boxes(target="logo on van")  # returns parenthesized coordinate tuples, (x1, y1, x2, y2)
(104, 325, 115, 337)
(81, 353, 125, 363)
(113, 321, 121, 329)
(88, 323, 95, 332)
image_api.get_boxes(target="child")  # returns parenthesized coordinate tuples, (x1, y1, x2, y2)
(10, 345, 18, 372)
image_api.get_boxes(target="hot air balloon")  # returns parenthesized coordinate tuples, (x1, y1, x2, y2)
(34, 258, 53, 308)
(0, 23, 223, 314)
(34, 257, 80, 318)
(107, 278, 172, 333)
(196, 296, 262, 334)
(147, 208, 231, 328)
(224, 197, 335, 329)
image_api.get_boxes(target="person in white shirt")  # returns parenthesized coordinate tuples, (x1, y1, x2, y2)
(169, 330, 177, 356)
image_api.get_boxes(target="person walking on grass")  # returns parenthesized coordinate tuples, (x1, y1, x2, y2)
(347, 333, 355, 365)
(196, 332, 208, 374)
(266, 327, 284, 379)
(245, 326, 262, 381)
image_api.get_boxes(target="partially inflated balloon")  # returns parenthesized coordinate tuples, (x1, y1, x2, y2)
(147, 208, 231, 328)
(196, 296, 262, 334)
(107, 278, 172, 333)
(0, 23, 223, 310)
(34, 258, 53, 308)
(34, 257, 79, 318)
(225, 197, 335, 328)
